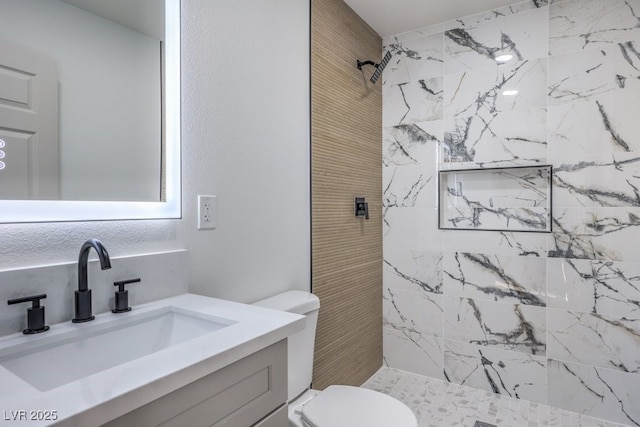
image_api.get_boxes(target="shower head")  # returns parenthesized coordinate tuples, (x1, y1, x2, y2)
(356, 50, 392, 85)
(369, 50, 391, 84)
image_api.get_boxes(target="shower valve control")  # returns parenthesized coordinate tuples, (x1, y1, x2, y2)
(355, 197, 369, 220)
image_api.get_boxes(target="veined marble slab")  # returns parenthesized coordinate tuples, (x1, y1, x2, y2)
(548, 43, 640, 106)
(383, 32, 443, 86)
(547, 309, 640, 373)
(552, 153, 640, 207)
(442, 107, 547, 166)
(445, 7, 549, 74)
(445, 58, 547, 119)
(549, 0, 640, 56)
(548, 94, 640, 159)
(443, 230, 547, 257)
(549, 207, 640, 261)
(384, 247, 443, 294)
(384, 164, 437, 207)
(547, 258, 640, 318)
(444, 1, 550, 32)
(383, 324, 444, 380)
(384, 247, 444, 370)
(444, 339, 547, 404)
(384, 207, 442, 251)
(383, 24, 445, 46)
(444, 252, 546, 306)
(384, 284, 443, 339)
(384, 76, 443, 126)
(383, 122, 442, 167)
(548, 359, 640, 426)
(443, 296, 546, 355)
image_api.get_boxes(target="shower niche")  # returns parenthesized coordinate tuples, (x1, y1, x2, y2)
(438, 165, 552, 233)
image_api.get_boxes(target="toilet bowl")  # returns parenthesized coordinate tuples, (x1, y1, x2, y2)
(253, 290, 417, 427)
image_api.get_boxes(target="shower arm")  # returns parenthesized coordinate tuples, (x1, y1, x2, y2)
(356, 60, 379, 70)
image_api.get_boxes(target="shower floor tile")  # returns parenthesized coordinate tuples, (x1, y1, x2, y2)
(362, 367, 627, 427)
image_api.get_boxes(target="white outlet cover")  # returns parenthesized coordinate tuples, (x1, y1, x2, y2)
(197, 195, 216, 230)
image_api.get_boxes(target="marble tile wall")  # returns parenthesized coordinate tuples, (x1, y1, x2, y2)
(381, 0, 640, 425)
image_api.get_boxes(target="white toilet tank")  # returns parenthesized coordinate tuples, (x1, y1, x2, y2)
(252, 291, 320, 402)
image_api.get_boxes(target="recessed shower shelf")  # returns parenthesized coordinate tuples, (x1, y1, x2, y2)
(438, 165, 552, 233)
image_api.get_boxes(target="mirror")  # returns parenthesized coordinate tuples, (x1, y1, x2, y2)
(0, 0, 180, 222)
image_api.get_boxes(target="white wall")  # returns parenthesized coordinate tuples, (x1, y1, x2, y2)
(178, 0, 311, 302)
(0, 0, 310, 306)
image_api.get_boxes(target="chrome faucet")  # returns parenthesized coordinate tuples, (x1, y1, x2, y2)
(73, 239, 111, 323)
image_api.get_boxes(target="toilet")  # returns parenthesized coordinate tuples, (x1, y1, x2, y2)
(253, 290, 417, 427)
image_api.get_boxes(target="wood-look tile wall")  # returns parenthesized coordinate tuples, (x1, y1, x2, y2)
(311, 0, 383, 390)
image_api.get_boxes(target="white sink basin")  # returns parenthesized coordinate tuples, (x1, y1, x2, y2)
(0, 293, 304, 426)
(0, 306, 235, 391)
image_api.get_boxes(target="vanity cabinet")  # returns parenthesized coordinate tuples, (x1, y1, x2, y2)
(253, 405, 287, 426)
(103, 339, 287, 427)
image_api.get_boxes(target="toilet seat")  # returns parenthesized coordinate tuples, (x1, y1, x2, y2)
(300, 385, 417, 427)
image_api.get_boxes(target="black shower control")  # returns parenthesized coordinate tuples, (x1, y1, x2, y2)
(355, 197, 369, 220)
(112, 278, 140, 313)
(8, 294, 50, 334)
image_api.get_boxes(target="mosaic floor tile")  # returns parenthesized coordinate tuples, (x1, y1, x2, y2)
(362, 367, 628, 427)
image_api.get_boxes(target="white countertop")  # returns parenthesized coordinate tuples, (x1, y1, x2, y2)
(0, 293, 304, 426)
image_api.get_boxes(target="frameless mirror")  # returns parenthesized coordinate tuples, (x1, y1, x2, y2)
(0, 0, 180, 222)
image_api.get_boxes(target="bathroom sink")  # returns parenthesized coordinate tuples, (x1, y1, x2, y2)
(0, 306, 235, 391)
(0, 293, 304, 426)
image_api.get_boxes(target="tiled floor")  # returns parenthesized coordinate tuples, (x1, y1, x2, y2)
(362, 367, 628, 427)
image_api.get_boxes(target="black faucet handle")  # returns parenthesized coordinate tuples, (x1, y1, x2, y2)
(8, 294, 50, 334)
(8, 293, 47, 307)
(114, 278, 141, 292)
(112, 278, 140, 313)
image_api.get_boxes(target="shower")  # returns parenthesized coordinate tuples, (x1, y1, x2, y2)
(356, 50, 392, 84)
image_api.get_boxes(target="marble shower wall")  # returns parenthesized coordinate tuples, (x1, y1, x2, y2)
(381, 0, 640, 425)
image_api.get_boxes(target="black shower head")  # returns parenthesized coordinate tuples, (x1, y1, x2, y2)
(356, 50, 392, 85)
(369, 50, 391, 84)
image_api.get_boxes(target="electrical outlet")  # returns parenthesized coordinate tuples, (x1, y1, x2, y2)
(197, 195, 216, 230)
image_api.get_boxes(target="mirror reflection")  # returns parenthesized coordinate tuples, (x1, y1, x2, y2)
(0, 0, 164, 202)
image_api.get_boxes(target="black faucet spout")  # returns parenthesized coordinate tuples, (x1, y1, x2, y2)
(78, 239, 111, 292)
(73, 239, 111, 323)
